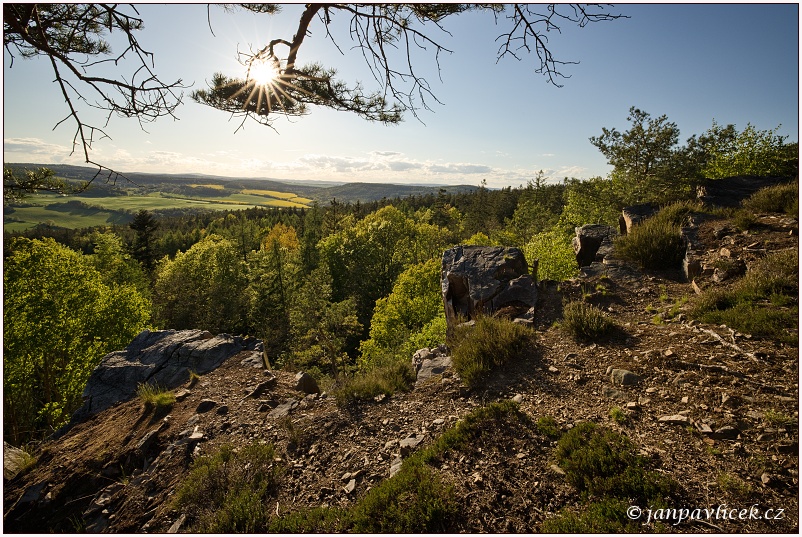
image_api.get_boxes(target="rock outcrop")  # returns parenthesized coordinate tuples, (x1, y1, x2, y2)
(572, 224, 617, 267)
(619, 204, 657, 235)
(65, 329, 262, 431)
(696, 175, 793, 207)
(440, 246, 537, 331)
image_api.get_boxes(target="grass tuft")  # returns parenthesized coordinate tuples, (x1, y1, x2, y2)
(335, 361, 416, 406)
(561, 301, 617, 340)
(136, 383, 176, 409)
(448, 316, 532, 388)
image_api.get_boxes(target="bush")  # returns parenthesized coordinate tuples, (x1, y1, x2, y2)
(448, 316, 532, 388)
(350, 458, 457, 533)
(561, 301, 616, 341)
(614, 204, 687, 270)
(742, 182, 798, 216)
(173, 442, 283, 532)
(555, 422, 676, 503)
(335, 362, 416, 406)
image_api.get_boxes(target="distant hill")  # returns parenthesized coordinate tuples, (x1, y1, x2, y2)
(309, 182, 477, 204)
(4, 163, 477, 203)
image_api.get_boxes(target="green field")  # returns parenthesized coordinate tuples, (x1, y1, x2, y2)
(4, 189, 310, 231)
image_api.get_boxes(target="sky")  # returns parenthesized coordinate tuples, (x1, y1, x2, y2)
(3, 3, 799, 189)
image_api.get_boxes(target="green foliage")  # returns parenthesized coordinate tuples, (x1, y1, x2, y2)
(609, 406, 628, 425)
(540, 498, 637, 533)
(590, 107, 689, 205)
(763, 409, 795, 427)
(448, 316, 532, 388)
(246, 223, 301, 362)
(3, 237, 151, 444)
(173, 442, 284, 533)
(136, 383, 176, 409)
(153, 234, 248, 334)
(699, 121, 798, 179)
(289, 265, 362, 376)
(559, 176, 623, 227)
(742, 181, 799, 215)
(335, 362, 416, 406)
(614, 204, 686, 270)
(690, 249, 798, 342)
(555, 421, 677, 503)
(522, 228, 579, 281)
(716, 472, 753, 498)
(89, 231, 150, 294)
(561, 301, 616, 341)
(359, 259, 443, 369)
(318, 205, 419, 330)
(536, 415, 562, 438)
(398, 315, 448, 364)
(350, 457, 457, 533)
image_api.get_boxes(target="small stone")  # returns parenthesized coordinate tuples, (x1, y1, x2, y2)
(663, 349, 675, 357)
(696, 422, 713, 434)
(295, 372, 320, 394)
(610, 369, 640, 386)
(548, 366, 559, 373)
(658, 414, 690, 426)
(512, 394, 524, 404)
(625, 401, 639, 410)
(343, 479, 356, 494)
(432, 418, 445, 426)
(195, 399, 217, 413)
(711, 425, 739, 440)
(341, 472, 351, 481)
(681, 396, 689, 404)
(174, 389, 191, 401)
(216, 405, 229, 415)
(549, 464, 566, 476)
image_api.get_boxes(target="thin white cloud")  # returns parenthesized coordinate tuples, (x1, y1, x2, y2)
(4, 137, 70, 156)
(427, 163, 493, 174)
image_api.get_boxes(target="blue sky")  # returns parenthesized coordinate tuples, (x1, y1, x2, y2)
(3, 3, 799, 188)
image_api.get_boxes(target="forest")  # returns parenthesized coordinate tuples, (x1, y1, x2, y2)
(3, 110, 798, 447)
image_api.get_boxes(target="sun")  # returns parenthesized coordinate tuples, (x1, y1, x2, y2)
(248, 58, 280, 87)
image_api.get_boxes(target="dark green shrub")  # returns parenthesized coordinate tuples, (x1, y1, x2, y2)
(536, 415, 562, 438)
(742, 182, 798, 215)
(555, 422, 676, 503)
(540, 498, 637, 533)
(173, 442, 283, 532)
(561, 301, 616, 340)
(350, 458, 457, 533)
(448, 316, 532, 388)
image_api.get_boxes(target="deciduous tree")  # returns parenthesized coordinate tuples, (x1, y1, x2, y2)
(3, 237, 150, 444)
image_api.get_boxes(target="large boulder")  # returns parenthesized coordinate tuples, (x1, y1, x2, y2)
(696, 175, 793, 208)
(65, 329, 262, 430)
(441, 246, 537, 331)
(619, 204, 657, 235)
(572, 224, 617, 267)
